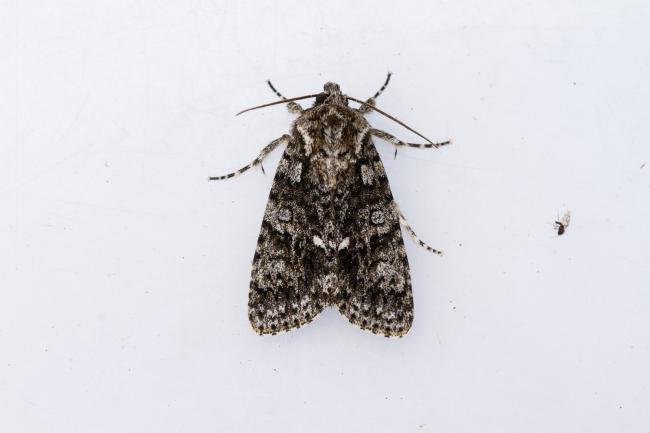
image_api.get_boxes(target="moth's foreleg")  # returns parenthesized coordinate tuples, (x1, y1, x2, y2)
(395, 203, 443, 256)
(358, 72, 392, 114)
(208, 134, 291, 181)
(371, 128, 451, 151)
(357, 98, 376, 114)
(266, 80, 304, 114)
(285, 102, 304, 114)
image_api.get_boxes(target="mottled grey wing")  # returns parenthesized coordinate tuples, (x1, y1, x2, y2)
(248, 139, 327, 335)
(335, 137, 414, 337)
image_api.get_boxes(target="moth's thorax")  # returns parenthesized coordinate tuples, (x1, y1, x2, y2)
(295, 104, 369, 153)
(294, 104, 370, 190)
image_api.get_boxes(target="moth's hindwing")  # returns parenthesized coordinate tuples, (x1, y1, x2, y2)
(248, 105, 412, 337)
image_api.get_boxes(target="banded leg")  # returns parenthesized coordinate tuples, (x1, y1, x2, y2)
(208, 134, 291, 181)
(371, 128, 451, 150)
(395, 203, 443, 255)
(358, 72, 392, 114)
(267, 80, 304, 114)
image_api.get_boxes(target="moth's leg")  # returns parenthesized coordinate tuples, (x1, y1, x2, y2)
(208, 134, 291, 181)
(395, 203, 443, 255)
(267, 80, 304, 114)
(371, 128, 451, 152)
(358, 72, 392, 114)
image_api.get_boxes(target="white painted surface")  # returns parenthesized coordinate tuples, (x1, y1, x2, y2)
(2, 1, 649, 432)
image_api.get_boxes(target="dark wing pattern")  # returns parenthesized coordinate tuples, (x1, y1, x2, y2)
(248, 104, 412, 337)
(335, 135, 413, 337)
(248, 137, 327, 335)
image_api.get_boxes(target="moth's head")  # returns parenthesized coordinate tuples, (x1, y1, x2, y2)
(314, 82, 348, 107)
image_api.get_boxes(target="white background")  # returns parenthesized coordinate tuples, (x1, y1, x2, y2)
(2, 1, 650, 432)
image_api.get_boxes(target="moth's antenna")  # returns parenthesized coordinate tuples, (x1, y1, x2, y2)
(236, 94, 321, 116)
(347, 96, 438, 146)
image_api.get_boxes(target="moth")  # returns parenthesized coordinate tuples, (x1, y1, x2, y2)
(555, 211, 571, 236)
(210, 74, 450, 337)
